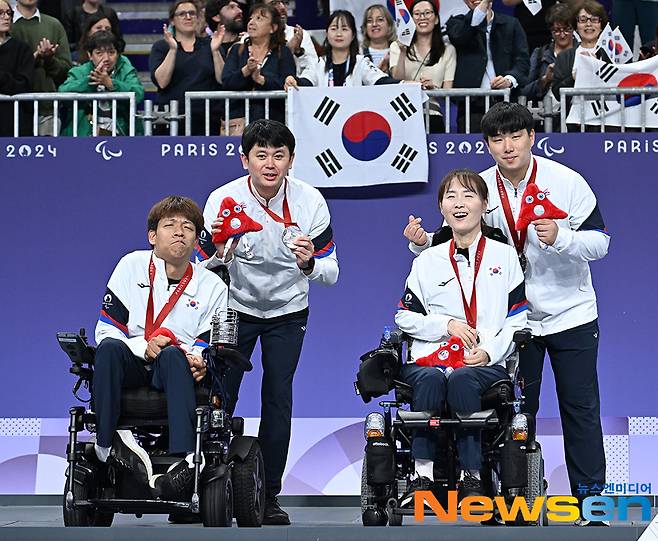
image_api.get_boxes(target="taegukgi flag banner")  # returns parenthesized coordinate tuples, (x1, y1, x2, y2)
(394, 0, 416, 47)
(566, 54, 658, 128)
(287, 84, 429, 188)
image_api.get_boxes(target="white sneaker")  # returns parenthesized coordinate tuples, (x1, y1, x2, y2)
(110, 430, 154, 483)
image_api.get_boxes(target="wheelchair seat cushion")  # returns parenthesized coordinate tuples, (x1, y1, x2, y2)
(119, 386, 210, 419)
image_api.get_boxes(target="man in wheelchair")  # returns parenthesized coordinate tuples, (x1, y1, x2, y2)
(90, 196, 228, 498)
(58, 195, 266, 528)
(357, 170, 541, 525)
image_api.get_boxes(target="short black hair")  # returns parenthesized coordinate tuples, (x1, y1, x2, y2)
(205, 0, 230, 31)
(241, 119, 296, 156)
(86, 30, 121, 53)
(480, 102, 534, 139)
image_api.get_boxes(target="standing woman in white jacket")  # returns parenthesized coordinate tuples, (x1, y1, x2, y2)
(284, 10, 397, 89)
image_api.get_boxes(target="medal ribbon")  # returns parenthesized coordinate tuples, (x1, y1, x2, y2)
(145, 257, 193, 340)
(495, 157, 537, 256)
(248, 176, 297, 228)
(448, 235, 486, 329)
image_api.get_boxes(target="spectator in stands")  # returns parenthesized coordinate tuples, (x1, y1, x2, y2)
(0, 0, 34, 136)
(551, 0, 608, 103)
(639, 20, 658, 59)
(263, 0, 318, 76)
(150, 0, 226, 135)
(446, 0, 529, 132)
(59, 30, 143, 135)
(522, 4, 574, 104)
(501, 0, 557, 54)
(194, 0, 209, 36)
(361, 4, 395, 72)
(612, 0, 658, 48)
(11, 0, 72, 135)
(62, 0, 121, 56)
(205, 0, 244, 53)
(283, 10, 396, 88)
(222, 3, 295, 133)
(77, 11, 124, 63)
(390, 0, 456, 132)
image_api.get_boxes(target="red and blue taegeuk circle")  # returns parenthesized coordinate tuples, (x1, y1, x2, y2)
(607, 39, 624, 56)
(398, 9, 410, 23)
(616, 73, 658, 107)
(341, 111, 392, 161)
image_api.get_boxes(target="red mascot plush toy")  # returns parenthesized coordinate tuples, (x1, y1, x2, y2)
(211, 197, 263, 245)
(416, 336, 465, 370)
(148, 327, 180, 347)
(516, 184, 568, 230)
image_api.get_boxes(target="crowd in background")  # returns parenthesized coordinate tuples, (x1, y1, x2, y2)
(1, 0, 657, 136)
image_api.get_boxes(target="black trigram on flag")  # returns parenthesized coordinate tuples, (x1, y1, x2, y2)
(590, 100, 611, 116)
(315, 148, 342, 177)
(391, 144, 418, 173)
(596, 64, 619, 83)
(399, 28, 411, 39)
(650, 102, 658, 115)
(390, 92, 417, 121)
(314, 96, 340, 126)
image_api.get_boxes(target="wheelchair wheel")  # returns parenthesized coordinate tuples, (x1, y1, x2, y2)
(525, 443, 547, 526)
(231, 440, 265, 527)
(62, 479, 114, 527)
(360, 456, 388, 526)
(201, 473, 233, 527)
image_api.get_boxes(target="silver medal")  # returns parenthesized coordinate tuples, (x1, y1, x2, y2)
(282, 225, 304, 249)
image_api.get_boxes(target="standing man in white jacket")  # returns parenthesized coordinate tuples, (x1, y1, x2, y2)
(404, 102, 609, 526)
(197, 119, 339, 525)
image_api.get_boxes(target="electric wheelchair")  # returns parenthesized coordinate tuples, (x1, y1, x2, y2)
(355, 327, 547, 527)
(57, 309, 265, 528)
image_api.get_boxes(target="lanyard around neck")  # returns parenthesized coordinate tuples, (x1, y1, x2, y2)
(144, 256, 193, 340)
(448, 235, 486, 329)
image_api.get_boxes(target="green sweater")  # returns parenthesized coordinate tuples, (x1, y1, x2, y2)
(11, 13, 72, 94)
(58, 56, 145, 136)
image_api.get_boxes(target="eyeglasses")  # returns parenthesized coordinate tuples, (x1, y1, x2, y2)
(174, 9, 197, 18)
(412, 10, 434, 19)
(0, 9, 13, 18)
(577, 15, 601, 24)
(366, 17, 387, 26)
(551, 26, 573, 35)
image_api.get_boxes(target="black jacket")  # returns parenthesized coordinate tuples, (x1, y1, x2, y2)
(551, 45, 609, 102)
(0, 37, 35, 136)
(522, 43, 557, 101)
(446, 10, 530, 92)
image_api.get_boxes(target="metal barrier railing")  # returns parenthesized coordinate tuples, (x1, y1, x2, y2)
(8, 87, 652, 136)
(141, 100, 185, 136)
(0, 92, 137, 137)
(560, 87, 657, 133)
(424, 88, 511, 133)
(184, 90, 286, 136)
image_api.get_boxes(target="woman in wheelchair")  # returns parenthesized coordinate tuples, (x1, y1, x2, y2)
(394, 169, 528, 504)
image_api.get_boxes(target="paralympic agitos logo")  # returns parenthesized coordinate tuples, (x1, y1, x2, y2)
(414, 491, 652, 523)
